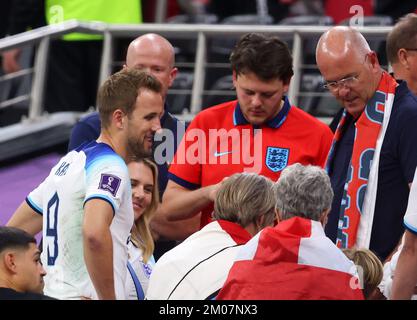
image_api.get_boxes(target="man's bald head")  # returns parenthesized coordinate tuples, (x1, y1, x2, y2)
(315, 27, 383, 119)
(316, 26, 371, 64)
(126, 33, 175, 69)
(125, 33, 178, 100)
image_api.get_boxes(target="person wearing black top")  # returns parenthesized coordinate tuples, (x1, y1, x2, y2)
(0, 226, 55, 300)
(317, 26, 417, 262)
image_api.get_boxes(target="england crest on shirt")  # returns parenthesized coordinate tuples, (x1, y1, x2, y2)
(265, 147, 289, 172)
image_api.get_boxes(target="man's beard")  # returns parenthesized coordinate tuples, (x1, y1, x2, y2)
(127, 135, 152, 159)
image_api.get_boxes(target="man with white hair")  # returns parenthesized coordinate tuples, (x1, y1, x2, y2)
(217, 163, 364, 300)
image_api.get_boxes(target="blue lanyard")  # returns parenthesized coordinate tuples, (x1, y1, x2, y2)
(127, 261, 145, 300)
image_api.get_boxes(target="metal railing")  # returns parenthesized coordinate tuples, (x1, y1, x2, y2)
(0, 20, 393, 122)
(0, 20, 105, 121)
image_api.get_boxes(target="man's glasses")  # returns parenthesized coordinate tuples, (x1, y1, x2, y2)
(322, 53, 370, 92)
(322, 75, 359, 92)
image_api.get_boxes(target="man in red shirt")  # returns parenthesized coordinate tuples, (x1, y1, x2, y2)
(160, 33, 333, 231)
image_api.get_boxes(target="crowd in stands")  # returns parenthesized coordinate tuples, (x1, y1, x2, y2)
(1, 1, 417, 301)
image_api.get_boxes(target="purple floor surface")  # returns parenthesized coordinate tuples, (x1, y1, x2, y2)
(0, 152, 61, 239)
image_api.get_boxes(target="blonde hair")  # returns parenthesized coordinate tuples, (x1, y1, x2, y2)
(213, 173, 276, 228)
(342, 248, 383, 299)
(129, 157, 159, 263)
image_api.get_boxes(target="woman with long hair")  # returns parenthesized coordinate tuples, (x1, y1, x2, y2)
(125, 157, 159, 300)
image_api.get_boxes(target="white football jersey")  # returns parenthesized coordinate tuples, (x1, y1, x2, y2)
(125, 241, 155, 300)
(404, 167, 417, 233)
(26, 142, 133, 300)
(146, 220, 249, 300)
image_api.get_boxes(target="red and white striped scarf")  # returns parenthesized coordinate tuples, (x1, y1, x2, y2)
(326, 72, 398, 248)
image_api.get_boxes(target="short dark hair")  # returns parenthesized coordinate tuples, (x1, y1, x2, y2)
(0, 226, 36, 253)
(386, 13, 417, 64)
(97, 68, 162, 128)
(230, 33, 294, 84)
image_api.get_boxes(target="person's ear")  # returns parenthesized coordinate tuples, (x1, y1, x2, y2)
(256, 214, 266, 230)
(168, 67, 178, 87)
(367, 51, 381, 71)
(319, 208, 331, 226)
(249, 215, 266, 235)
(283, 76, 292, 94)
(275, 208, 282, 224)
(232, 71, 238, 87)
(3, 252, 18, 274)
(398, 48, 410, 69)
(113, 109, 126, 129)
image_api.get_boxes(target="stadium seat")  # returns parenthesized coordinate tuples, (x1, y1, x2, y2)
(206, 14, 274, 97)
(278, 15, 334, 64)
(166, 14, 219, 24)
(165, 71, 194, 114)
(338, 15, 393, 26)
(279, 15, 334, 26)
(338, 15, 393, 67)
(203, 74, 236, 109)
(210, 14, 274, 58)
(166, 14, 219, 63)
(298, 73, 341, 118)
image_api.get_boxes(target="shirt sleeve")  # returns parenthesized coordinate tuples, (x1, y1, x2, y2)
(26, 178, 49, 215)
(168, 114, 203, 190)
(84, 155, 130, 215)
(398, 110, 417, 183)
(404, 168, 417, 234)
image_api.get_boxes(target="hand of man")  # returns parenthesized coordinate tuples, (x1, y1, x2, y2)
(2, 48, 22, 74)
(208, 177, 229, 202)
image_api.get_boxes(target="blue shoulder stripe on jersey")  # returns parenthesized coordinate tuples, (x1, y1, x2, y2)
(404, 220, 417, 235)
(83, 142, 125, 172)
(127, 260, 145, 300)
(167, 172, 200, 190)
(26, 197, 42, 215)
(84, 195, 116, 216)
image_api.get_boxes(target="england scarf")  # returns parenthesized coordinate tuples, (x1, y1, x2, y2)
(217, 217, 364, 300)
(326, 72, 397, 249)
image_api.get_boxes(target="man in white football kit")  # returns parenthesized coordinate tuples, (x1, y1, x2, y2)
(7, 69, 164, 299)
(391, 167, 417, 299)
(25, 143, 133, 299)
